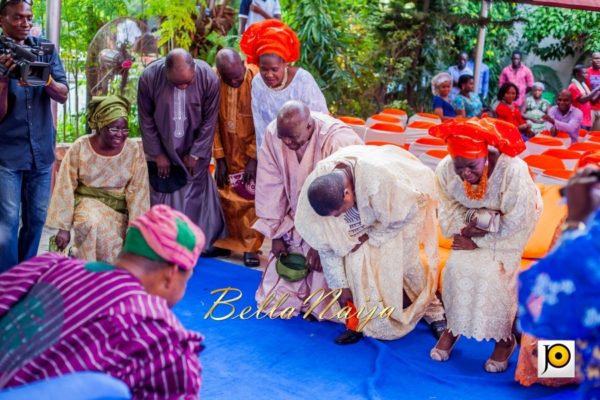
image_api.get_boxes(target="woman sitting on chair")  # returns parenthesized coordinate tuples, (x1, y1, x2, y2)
(46, 95, 150, 262)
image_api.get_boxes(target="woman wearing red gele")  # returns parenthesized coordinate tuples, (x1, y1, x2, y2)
(429, 118, 542, 373)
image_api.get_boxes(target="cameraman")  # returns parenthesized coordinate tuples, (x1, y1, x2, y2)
(0, 0, 68, 271)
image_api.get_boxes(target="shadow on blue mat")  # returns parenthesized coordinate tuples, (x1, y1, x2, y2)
(175, 258, 579, 400)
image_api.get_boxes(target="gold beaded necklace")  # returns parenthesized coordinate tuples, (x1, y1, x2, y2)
(463, 164, 489, 201)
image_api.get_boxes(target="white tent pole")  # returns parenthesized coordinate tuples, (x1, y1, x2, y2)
(46, 0, 62, 127)
(474, 0, 491, 96)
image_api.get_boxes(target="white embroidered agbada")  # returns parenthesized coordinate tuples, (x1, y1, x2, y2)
(253, 113, 363, 319)
(295, 145, 445, 339)
(436, 154, 542, 341)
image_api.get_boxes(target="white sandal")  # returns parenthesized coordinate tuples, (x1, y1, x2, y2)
(430, 335, 461, 362)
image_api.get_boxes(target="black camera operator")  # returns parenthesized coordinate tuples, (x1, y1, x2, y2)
(0, 0, 68, 271)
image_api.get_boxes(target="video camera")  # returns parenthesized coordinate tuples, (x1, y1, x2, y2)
(0, 36, 54, 87)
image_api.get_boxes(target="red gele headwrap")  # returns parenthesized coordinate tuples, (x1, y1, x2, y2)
(240, 20, 301, 65)
(577, 150, 600, 169)
(428, 117, 525, 159)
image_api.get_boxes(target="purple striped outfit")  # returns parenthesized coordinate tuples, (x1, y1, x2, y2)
(0, 253, 203, 399)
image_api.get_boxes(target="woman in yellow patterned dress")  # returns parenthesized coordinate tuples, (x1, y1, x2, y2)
(46, 95, 150, 262)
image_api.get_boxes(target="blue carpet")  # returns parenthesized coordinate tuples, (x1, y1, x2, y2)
(174, 258, 579, 400)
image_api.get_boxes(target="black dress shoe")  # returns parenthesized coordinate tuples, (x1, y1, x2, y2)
(429, 319, 447, 340)
(243, 252, 261, 267)
(202, 246, 231, 258)
(335, 330, 364, 345)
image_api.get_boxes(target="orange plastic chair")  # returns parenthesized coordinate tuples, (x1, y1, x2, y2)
(580, 129, 588, 138)
(414, 137, 445, 146)
(528, 136, 564, 146)
(365, 141, 408, 149)
(369, 123, 405, 133)
(540, 130, 570, 140)
(338, 116, 366, 126)
(524, 154, 565, 171)
(568, 142, 600, 152)
(588, 131, 600, 138)
(425, 149, 449, 158)
(415, 112, 440, 120)
(542, 149, 581, 160)
(382, 108, 407, 116)
(542, 169, 574, 180)
(407, 121, 437, 129)
(588, 136, 600, 144)
(371, 114, 401, 124)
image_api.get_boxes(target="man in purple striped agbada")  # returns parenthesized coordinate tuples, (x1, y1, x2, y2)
(0, 205, 205, 399)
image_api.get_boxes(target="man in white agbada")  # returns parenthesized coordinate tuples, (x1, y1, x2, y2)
(295, 145, 446, 344)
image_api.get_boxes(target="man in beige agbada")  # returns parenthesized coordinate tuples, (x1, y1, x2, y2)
(295, 144, 446, 344)
(253, 101, 363, 320)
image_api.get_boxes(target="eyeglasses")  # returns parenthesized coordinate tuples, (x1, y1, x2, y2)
(0, 0, 33, 11)
(108, 127, 129, 135)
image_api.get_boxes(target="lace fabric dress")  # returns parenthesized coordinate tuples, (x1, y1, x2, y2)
(435, 154, 542, 341)
(251, 68, 328, 149)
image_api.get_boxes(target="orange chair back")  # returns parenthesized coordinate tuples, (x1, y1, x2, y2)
(338, 116, 366, 126)
(371, 114, 401, 123)
(382, 108, 407, 116)
(407, 121, 437, 129)
(528, 136, 564, 146)
(541, 149, 581, 160)
(569, 142, 600, 152)
(524, 154, 565, 170)
(425, 149, 449, 158)
(369, 123, 405, 133)
(414, 137, 445, 146)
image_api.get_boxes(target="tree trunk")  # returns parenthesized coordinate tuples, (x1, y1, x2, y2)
(406, 0, 432, 107)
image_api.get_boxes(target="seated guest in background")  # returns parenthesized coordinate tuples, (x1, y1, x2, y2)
(240, 20, 328, 149)
(295, 145, 446, 344)
(495, 82, 533, 140)
(447, 51, 473, 100)
(0, 205, 205, 398)
(569, 65, 600, 131)
(519, 161, 600, 398)
(521, 82, 550, 135)
(212, 49, 264, 267)
(429, 118, 542, 373)
(46, 96, 149, 263)
(543, 89, 583, 144)
(452, 75, 483, 118)
(253, 101, 362, 320)
(431, 72, 457, 120)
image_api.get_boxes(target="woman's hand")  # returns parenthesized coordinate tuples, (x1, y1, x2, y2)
(460, 220, 487, 238)
(451, 234, 478, 250)
(55, 229, 71, 251)
(271, 238, 288, 259)
(306, 248, 323, 272)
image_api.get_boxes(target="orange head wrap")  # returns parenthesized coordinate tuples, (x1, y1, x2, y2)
(240, 20, 300, 65)
(577, 150, 600, 169)
(428, 117, 525, 159)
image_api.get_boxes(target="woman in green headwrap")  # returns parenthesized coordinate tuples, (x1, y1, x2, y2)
(46, 95, 150, 262)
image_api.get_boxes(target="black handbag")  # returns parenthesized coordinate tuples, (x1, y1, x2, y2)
(147, 161, 188, 193)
